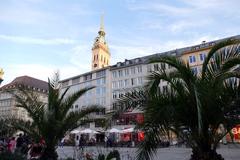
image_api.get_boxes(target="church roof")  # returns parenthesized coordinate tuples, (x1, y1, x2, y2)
(0, 75, 48, 92)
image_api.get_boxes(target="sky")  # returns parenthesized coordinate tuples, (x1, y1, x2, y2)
(0, 0, 239, 85)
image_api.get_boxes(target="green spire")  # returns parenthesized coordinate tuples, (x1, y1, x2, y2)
(98, 14, 105, 36)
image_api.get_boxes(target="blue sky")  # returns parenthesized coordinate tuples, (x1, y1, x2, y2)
(0, 0, 239, 85)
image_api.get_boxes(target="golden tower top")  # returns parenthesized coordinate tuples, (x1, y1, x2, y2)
(93, 14, 108, 49)
(0, 68, 4, 79)
(91, 15, 110, 71)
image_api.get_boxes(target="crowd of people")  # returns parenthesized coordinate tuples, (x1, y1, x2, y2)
(0, 133, 46, 160)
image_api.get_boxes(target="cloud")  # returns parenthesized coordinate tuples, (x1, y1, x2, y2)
(110, 45, 155, 63)
(126, 0, 240, 35)
(169, 19, 212, 33)
(0, 35, 76, 45)
(69, 45, 92, 70)
(110, 34, 220, 63)
(127, 2, 191, 15)
(0, 3, 49, 25)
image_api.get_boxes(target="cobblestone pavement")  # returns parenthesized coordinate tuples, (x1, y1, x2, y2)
(57, 144, 240, 160)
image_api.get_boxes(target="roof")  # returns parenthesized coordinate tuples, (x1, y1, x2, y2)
(110, 35, 240, 70)
(60, 35, 240, 81)
(0, 75, 48, 92)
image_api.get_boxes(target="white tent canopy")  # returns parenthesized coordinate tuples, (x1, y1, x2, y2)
(107, 128, 122, 133)
(121, 128, 134, 133)
(79, 128, 99, 134)
(70, 129, 80, 134)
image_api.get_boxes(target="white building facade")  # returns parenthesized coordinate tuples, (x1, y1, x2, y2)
(0, 76, 48, 121)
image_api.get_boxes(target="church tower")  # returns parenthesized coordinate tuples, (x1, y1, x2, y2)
(91, 15, 110, 70)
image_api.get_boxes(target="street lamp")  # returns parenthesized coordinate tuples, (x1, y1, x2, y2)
(0, 68, 4, 86)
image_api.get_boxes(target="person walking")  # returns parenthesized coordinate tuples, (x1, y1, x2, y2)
(16, 133, 24, 153)
(60, 138, 64, 148)
(78, 135, 84, 151)
(7, 137, 16, 153)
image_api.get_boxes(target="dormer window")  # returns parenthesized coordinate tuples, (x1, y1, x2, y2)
(117, 62, 121, 67)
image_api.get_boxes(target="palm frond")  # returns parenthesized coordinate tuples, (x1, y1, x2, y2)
(202, 38, 240, 78)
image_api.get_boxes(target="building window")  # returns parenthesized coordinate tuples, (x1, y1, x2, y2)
(147, 65, 152, 72)
(118, 80, 124, 88)
(189, 55, 196, 63)
(137, 77, 143, 85)
(112, 92, 117, 99)
(96, 77, 106, 85)
(102, 87, 106, 94)
(192, 67, 198, 75)
(199, 53, 206, 61)
(72, 77, 80, 84)
(96, 87, 106, 95)
(131, 67, 135, 74)
(119, 92, 124, 98)
(84, 74, 92, 81)
(75, 104, 78, 109)
(112, 81, 118, 89)
(96, 70, 106, 78)
(102, 77, 106, 84)
(97, 79, 101, 85)
(124, 69, 129, 76)
(137, 66, 142, 73)
(96, 88, 101, 95)
(124, 79, 129, 87)
(113, 103, 117, 110)
(131, 78, 136, 86)
(118, 70, 123, 77)
(112, 71, 117, 78)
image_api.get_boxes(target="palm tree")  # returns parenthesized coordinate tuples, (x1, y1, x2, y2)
(0, 118, 16, 137)
(119, 38, 240, 160)
(9, 73, 104, 160)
